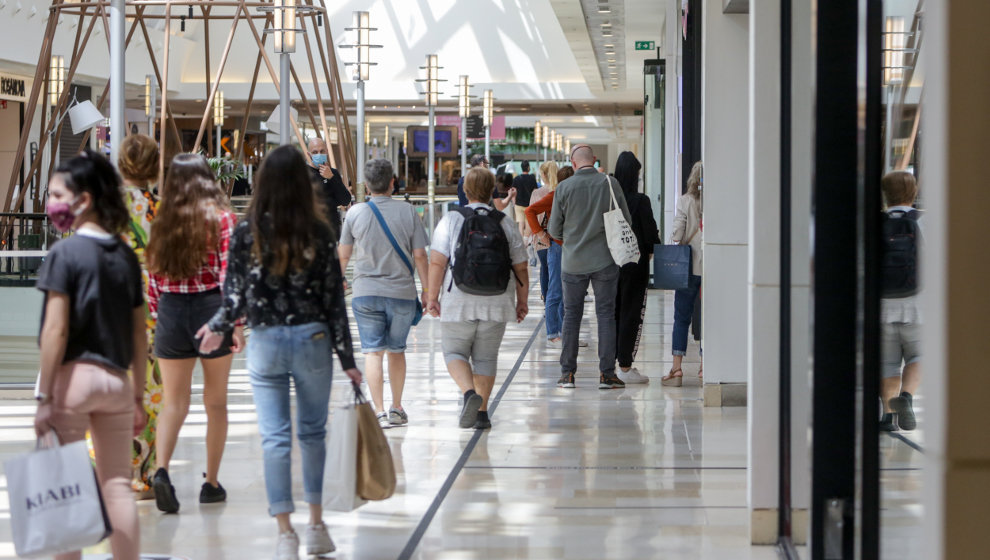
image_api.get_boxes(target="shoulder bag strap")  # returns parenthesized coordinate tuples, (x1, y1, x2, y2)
(605, 175, 620, 211)
(366, 200, 415, 276)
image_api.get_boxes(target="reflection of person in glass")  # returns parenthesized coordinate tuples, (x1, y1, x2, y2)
(879, 171, 922, 432)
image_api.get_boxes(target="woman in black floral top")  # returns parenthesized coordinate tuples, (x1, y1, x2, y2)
(198, 145, 361, 560)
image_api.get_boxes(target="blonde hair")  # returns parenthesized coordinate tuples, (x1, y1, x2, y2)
(881, 171, 918, 207)
(686, 161, 703, 199)
(540, 161, 559, 190)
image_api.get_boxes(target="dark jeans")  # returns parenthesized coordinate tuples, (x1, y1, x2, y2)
(673, 275, 702, 356)
(561, 264, 620, 375)
(537, 248, 549, 300)
(615, 262, 650, 368)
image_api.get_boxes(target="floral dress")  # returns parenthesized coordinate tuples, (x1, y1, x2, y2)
(123, 185, 163, 493)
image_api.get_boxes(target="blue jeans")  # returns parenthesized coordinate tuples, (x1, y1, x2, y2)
(351, 296, 417, 353)
(537, 248, 549, 300)
(247, 322, 334, 516)
(561, 264, 620, 375)
(545, 243, 564, 339)
(672, 275, 702, 356)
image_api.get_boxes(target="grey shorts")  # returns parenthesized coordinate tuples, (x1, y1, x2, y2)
(881, 321, 921, 379)
(441, 320, 507, 377)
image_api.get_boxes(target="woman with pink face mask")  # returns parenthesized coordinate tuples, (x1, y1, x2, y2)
(35, 149, 148, 560)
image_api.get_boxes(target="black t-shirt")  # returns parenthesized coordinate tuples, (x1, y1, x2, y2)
(512, 173, 539, 207)
(36, 233, 144, 372)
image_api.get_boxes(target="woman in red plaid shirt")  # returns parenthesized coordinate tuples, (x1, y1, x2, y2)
(144, 154, 244, 514)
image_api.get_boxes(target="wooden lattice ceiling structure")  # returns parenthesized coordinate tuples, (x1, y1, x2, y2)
(2, 0, 356, 223)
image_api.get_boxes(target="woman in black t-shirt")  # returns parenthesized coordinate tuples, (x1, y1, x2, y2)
(34, 150, 148, 560)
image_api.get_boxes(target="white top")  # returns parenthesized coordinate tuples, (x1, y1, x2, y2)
(431, 203, 528, 323)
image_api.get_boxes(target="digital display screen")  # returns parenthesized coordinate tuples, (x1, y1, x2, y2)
(412, 129, 454, 155)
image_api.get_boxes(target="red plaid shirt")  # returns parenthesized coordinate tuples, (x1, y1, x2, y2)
(148, 211, 238, 318)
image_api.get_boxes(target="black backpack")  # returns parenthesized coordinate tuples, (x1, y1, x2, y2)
(881, 209, 921, 298)
(449, 206, 514, 296)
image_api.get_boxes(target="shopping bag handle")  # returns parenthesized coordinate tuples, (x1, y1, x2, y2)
(35, 430, 60, 450)
(352, 382, 368, 405)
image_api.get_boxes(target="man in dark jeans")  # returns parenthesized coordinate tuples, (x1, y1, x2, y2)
(548, 145, 633, 390)
(307, 137, 352, 231)
(511, 160, 538, 236)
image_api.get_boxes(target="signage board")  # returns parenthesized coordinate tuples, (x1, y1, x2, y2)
(634, 41, 656, 51)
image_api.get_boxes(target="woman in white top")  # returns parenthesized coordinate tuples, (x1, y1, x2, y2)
(426, 168, 529, 430)
(663, 161, 704, 386)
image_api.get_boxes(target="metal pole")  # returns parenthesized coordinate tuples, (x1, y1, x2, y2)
(461, 116, 467, 176)
(279, 52, 290, 146)
(543, 147, 547, 163)
(148, 79, 156, 141)
(428, 105, 435, 233)
(356, 79, 366, 201)
(485, 125, 490, 163)
(404, 148, 409, 193)
(216, 124, 222, 157)
(109, 0, 125, 163)
(883, 85, 893, 172)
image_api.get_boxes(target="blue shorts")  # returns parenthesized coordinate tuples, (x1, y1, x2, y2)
(351, 296, 417, 354)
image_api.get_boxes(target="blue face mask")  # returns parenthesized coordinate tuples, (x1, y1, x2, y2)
(311, 154, 328, 166)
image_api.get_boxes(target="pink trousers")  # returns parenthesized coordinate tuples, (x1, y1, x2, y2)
(49, 361, 139, 560)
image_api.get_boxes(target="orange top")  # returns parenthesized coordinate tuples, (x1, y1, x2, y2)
(524, 191, 562, 246)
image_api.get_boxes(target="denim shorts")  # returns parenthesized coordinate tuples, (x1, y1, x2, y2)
(351, 296, 417, 353)
(154, 289, 233, 360)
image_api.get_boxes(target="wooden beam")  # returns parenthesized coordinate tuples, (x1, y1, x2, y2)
(193, 5, 242, 153)
(320, 4, 356, 186)
(137, 14, 183, 150)
(159, 0, 173, 184)
(203, 3, 213, 156)
(299, 12, 336, 170)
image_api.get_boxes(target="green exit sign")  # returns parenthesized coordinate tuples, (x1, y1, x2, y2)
(635, 41, 655, 51)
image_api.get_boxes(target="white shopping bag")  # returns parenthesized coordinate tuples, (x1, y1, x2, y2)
(323, 403, 367, 512)
(603, 176, 641, 267)
(5, 437, 112, 558)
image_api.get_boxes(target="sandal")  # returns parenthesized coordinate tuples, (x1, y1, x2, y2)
(698, 366, 703, 379)
(661, 368, 683, 387)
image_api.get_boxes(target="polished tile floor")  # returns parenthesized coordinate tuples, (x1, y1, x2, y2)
(0, 283, 921, 559)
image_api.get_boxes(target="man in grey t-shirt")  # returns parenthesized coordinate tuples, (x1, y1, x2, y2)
(339, 159, 429, 428)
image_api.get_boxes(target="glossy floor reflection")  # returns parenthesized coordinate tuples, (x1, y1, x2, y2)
(0, 283, 920, 558)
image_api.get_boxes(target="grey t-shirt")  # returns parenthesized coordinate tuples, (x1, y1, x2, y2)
(340, 196, 428, 300)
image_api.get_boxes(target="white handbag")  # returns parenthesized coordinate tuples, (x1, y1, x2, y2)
(5, 436, 112, 558)
(322, 402, 367, 512)
(603, 176, 641, 266)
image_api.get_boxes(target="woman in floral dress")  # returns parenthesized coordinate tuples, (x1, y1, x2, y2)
(117, 134, 164, 495)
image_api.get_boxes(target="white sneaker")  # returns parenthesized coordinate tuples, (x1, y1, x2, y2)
(275, 530, 300, 560)
(376, 411, 391, 429)
(618, 367, 649, 385)
(306, 522, 336, 555)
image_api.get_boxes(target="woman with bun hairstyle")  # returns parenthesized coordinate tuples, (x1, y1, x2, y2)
(117, 133, 163, 495)
(145, 154, 243, 513)
(35, 149, 148, 559)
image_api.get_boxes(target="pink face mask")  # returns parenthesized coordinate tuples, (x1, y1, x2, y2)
(46, 197, 82, 232)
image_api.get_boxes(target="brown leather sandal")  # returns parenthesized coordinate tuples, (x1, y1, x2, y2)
(661, 368, 683, 387)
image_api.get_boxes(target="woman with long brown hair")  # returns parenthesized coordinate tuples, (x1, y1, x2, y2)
(145, 154, 243, 513)
(198, 145, 361, 560)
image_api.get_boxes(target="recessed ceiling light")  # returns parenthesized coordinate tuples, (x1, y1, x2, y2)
(604, 43, 614, 48)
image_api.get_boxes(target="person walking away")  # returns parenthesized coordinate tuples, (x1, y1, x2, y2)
(338, 159, 429, 428)
(308, 137, 352, 230)
(528, 161, 559, 301)
(526, 161, 561, 337)
(198, 145, 362, 560)
(548, 145, 633, 390)
(117, 134, 164, 495)
(612, 153, 659, 384)
(426, 167, 529, 430)
(879, 171, 923, 431)
(145, 154, 244, 513)
(34, 150, 148, 560)
(512, 161, 539, 259)
(663, 161, 704, 386)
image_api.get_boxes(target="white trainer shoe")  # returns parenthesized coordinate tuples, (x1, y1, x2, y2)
(306, 522, 336, 555)
(618, 367, 650, 385)
(275, 530, 300, 560)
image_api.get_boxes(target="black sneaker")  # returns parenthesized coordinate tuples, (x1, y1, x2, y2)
(879, 412, 898, 432)
(459, 392, 483, 429)
(599, 373, 626, 390)
(890, 393, 917, 431)
(474, 411, 492, 430)
(199, 480, 227, 504)
(152, 468, 180, 513)
(557, 372, 576, 388)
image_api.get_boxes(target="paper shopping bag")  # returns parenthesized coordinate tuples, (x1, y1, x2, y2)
(354, 387, 396, 501)
(323, 401, 366, 512)
(5, 438, 112, 558)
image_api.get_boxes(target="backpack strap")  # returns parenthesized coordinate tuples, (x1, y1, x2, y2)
(366, 200, 415, 276)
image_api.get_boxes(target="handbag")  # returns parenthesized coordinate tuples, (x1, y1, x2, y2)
(366, 200, 424, 326)
(353, 385, 396, 501)
(5, 435, 112, 557)
(322, 396, 367, 512)
(653, 230, 698, 290)
(602, 176, 641, 267)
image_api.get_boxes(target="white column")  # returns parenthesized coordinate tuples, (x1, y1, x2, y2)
(356, 79, 366, 199)
(663, 0, 680, 241)
(701, 0, 750, 398)
(109, 0, 125, 164)
(746, 0, 811, 544)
